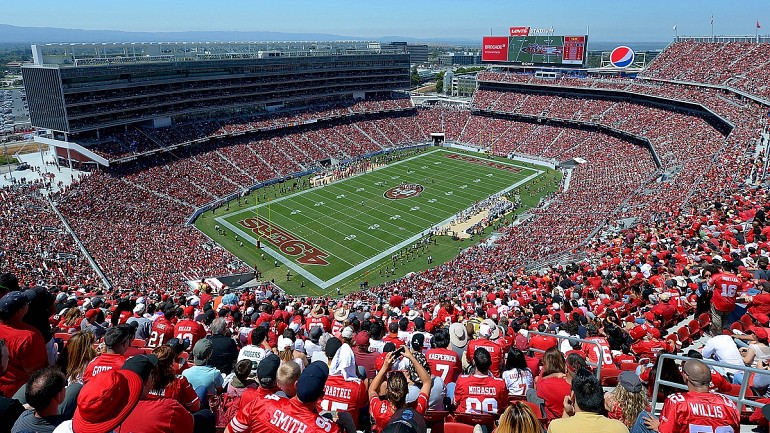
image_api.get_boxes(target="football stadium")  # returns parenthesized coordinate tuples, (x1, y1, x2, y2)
(2, 14, 770, 433)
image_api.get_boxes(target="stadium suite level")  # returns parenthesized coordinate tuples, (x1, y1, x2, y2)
(21, 42, 410, 137)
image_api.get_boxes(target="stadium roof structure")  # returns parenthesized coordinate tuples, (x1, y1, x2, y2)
(31, 40, 394, 67)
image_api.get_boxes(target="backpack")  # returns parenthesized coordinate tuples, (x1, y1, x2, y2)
(210, 392, 242, 429)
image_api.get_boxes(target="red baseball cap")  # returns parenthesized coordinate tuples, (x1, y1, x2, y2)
(183, 306, 194, 317)
(73, 370, 143, 433)
(751, 326, 769, 342)
(85, 309, 99, 320)
(755, 313, 770, 326)
(354, 331, 371, 347)
(629, 325, 647, 340)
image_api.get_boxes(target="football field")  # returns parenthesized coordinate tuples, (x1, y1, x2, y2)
(202, 149, 546, 290)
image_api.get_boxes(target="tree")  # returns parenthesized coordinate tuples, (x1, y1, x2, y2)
(435, 71, 445, 93)
(410, 66, 421, 86)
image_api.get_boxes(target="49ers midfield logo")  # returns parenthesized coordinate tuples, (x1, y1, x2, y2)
(384, 184, 424, 200)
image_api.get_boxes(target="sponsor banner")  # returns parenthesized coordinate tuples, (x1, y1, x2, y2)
(482, 36, 510, 62)
(509, 26, 530, 36)
(610, 46, 635, 68)
(238, 216, 330, 266)
(445, 153, 521, 173)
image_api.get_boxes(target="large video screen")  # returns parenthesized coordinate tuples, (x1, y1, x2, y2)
(482, 35, 586, 66)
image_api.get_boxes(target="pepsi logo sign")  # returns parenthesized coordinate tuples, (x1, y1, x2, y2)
(384, 184, 424, 200)
(610, 46, 635, 68)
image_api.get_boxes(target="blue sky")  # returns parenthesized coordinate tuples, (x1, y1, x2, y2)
(4, 0, 768, 42)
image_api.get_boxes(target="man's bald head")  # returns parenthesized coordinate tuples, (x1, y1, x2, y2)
(683, 359, 711, 387)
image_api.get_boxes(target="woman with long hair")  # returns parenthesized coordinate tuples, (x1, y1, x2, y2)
(57, 307, 83, 334)
(604, 371, 649, 428)
(535, 347, 571, 419)
(496, 401, 543, 433)
(149, 345, 201, 412)
(369, 347, 432, 433)
(56, 331, 97, 383)
(502, 347, 533, 396)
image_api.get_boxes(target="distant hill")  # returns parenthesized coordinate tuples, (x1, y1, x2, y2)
(0, 23, 668, 50)
(0, 23, 487, 45)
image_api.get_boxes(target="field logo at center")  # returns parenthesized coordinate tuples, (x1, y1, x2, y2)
(384, 184, 424, 200)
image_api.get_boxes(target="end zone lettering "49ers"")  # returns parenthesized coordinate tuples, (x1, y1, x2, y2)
(238, 217, 330, 266)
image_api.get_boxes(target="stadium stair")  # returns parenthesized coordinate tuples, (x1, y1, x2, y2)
(214, 150, 258, 183)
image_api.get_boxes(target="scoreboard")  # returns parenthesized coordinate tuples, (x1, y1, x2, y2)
(562, 36, 586, 65)
(482, 35, 587, 67)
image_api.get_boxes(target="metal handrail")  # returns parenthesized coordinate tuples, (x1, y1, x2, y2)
(651, 353, 770, 415)
(526, 331, 606, 380)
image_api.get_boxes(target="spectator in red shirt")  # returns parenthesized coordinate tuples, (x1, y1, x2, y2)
(117, 354, 198, 433)
(425, 328, 462, 384)
(529, 324, 558, 359)
(465, 320, 503, 377)
(368, 347, 432, 433)
(708, 263, 741, 335)
(352, 331, 379, 380)
(382, 322, 405, 349)
(0, 291, 49, 397)
(454, 347, 508, 415)
(535, 347, 573, 420)
(83, 323, 135, 383)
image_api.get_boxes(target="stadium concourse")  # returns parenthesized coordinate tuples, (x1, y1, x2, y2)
(1, 40, 770, 432)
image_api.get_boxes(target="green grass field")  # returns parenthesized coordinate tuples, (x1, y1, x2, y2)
(195, 148, 560, 295)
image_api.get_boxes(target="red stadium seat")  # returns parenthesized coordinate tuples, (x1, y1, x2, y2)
(741, 314, 754, 329)
(54, 332, 72, 342)
(424, 411, 450, 433)
(453, 413, 497, 431)
(698, 313, 711, 333)
(444, 423, 475, 433)
(730, 322, 745, 333)
(687, 320, 702, 340)
(620, 362, 640, 371)
(130, 338, 147, 348)
(665, 333, 680, 350)
(677, 327, 691, 347)
(600, 367, 621, 387)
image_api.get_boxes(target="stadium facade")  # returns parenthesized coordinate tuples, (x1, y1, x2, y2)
(21, 42, 411, 165)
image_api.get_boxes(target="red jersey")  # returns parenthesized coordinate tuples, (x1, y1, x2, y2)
(631, 339, 668, 360)
(426, 348, 462, 383)
(239, 386, 281, 411)
(453, 374, 508, 415)
(536, 376, 571, 419)
(0, 320, 49, 397)
(369, 392, 427, 433)
(83, 353, 129, 383)
(613, 353, 637, 367)
(331, 320, 345, 338)
(231, 393, 342, 433)
(146, 376, 200, 411)
(174, 319, 207, 349)
(658, 392, 739, 433)
(529, 334, 558, 359)
(116, 398, 194, 433)
(583, 337, 614, 368)
(382, 334, 405, 349)
(148, 317, 175, 348)
(317, 375, 367, 426)
(466, 339, 503, 377)
(306, 317, 331, 333)
(709, 273, 741, 312)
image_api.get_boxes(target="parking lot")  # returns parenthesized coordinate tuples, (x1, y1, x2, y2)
(1, 87, 30, 135)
